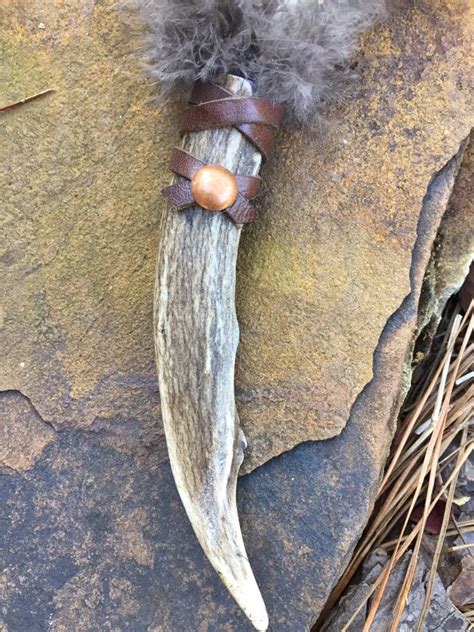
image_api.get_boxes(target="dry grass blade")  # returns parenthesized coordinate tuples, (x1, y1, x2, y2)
(451, 516, 474, 556)
(321, 298, 474, 631)
(0, 88, 55, 112)
(415, 425, 469, 630)
(338, 443, 473, 631)
(388, 314, 470, 631)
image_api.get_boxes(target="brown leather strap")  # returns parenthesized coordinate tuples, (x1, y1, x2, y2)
(162, 180, 195, 210)
(181, 99, 282, 149)
(162, 185, 257, 225)
(189, 81, 278, 163)
(170, 149, 261, 199)
(226, 193, 257, 224)
(163, 149, 258, 225)
(162, 80, 282, 225)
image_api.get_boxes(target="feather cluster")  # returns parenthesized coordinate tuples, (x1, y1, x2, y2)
(129, 0, 385, 122)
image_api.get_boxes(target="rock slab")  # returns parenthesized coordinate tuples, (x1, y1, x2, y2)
(0, 0, 472, 470)
(1, 0, 473, 630)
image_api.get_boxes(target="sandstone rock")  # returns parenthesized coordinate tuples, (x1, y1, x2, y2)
(1, 0, 473, 630)
(0, 391, 55, 472)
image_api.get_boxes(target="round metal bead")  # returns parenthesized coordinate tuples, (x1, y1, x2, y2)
(191, 164, 238, 212)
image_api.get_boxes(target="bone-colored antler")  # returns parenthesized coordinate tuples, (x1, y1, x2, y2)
(154, 75, 268, 630)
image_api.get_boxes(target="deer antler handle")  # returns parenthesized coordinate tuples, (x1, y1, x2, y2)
(155, 75, 277, 630)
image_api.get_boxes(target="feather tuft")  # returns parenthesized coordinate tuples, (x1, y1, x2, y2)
(126, 0, 386, 122)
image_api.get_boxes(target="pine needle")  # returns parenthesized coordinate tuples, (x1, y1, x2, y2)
(319, 298, 473, 630)
(0, 88, 55, 113)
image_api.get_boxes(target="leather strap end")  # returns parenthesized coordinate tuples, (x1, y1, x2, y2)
(226, 194, 257, 225)
(163, 182, 256, 225)
(162, 181, 195, 211)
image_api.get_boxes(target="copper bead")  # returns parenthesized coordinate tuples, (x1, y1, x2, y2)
(191, 164, 238, 212)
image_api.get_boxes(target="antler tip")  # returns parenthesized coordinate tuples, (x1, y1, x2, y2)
(228, 575, 268, 631)
(245, 596, 269, 631)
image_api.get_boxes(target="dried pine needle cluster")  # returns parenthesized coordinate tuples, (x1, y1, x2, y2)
(321, 298, 473, 630)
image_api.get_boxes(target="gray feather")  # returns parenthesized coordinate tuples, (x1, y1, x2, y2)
(126, 0, 386, 122)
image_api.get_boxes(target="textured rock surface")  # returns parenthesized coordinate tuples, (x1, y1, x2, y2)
(434, 141, 474, 305)
(1, 0, 473, 630)
(414, 138, 474, 349)
(449, 557, 474, 609)
(0, 391, 55, 473)
(0, 0, 472, 471)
